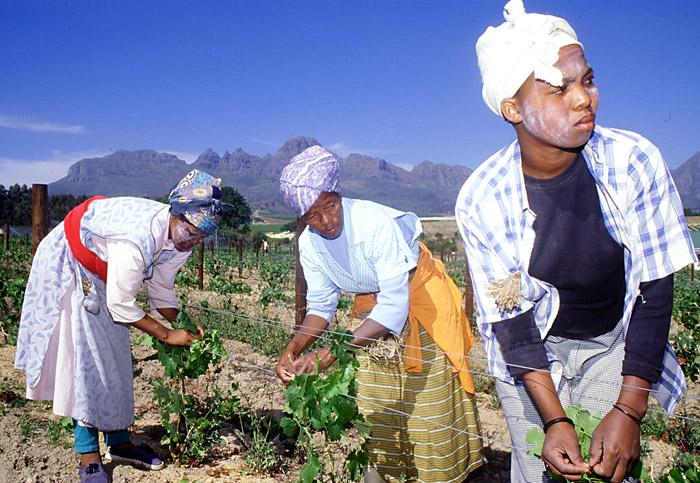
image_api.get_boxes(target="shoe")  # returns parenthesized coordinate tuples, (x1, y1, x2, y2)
(79, 461, 110, 483)
(105, 444, 165, 470)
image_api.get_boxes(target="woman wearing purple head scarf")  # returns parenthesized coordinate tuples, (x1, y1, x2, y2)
(15, 169, 225, 482)
(276, 145, 483, 483)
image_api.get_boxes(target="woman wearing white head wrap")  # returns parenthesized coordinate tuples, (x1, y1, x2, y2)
(457, 1, 695, 482)
(276, 146, 483, 482)
(476, 0, 581, 117)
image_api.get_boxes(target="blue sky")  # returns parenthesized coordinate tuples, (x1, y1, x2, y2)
(1, 0, 699, 187)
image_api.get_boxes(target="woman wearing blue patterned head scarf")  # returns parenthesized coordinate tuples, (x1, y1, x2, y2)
(14, 169, 223, 482)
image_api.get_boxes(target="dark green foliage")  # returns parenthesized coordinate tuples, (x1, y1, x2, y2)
(0, 184, 32, 225)
(0, 184, 89, 225)
(282, 221, 297, 232)
(220, 186, 252, 230)
(47, 193, 89, 221)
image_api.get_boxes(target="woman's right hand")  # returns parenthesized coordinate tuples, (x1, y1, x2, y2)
(541, 422, 589, 481)
(521, 368, 589, 480)
(163, 325, 204, 346)
(275, 352, 298, 387)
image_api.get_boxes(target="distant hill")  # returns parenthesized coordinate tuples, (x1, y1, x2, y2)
(49, 150, 189, 200)
(47, 139, 700, 215)
(48, 136, 473, 215)
(670, 151, 700, 210)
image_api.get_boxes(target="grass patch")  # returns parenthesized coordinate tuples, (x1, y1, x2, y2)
(250, 223, 285, 233)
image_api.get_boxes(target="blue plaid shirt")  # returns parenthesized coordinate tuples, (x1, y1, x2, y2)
(456, 126, 696, 414)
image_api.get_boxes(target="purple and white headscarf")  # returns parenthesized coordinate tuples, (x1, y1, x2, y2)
(280, 146, 340, 217)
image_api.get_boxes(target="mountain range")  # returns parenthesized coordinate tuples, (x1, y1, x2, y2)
(48, 136, 700, 214)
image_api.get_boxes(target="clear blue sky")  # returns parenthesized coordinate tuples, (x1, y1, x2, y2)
(1, 0, 699, 187)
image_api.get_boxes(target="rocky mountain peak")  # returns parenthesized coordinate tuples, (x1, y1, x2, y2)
(273, 136, 320, 161)
(46, 140, 700, 215)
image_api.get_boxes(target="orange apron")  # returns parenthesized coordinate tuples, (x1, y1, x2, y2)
(352, 243, 475, 394)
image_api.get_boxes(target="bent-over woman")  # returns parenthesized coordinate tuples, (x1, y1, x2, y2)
(275, 146, 483, 483)
(15, 169, 225, 483)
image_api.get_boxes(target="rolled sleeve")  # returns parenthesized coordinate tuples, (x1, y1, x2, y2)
(105, 241, 147, 323)
(303, 263, 339, 324)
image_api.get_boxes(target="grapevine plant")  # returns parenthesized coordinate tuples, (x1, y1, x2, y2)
(139, 309, 231, 463)
(281, 328, 372, 483)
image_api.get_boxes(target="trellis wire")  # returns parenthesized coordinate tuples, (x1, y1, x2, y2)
(185, 304, 700, 414)
(223, 354, 521, 455)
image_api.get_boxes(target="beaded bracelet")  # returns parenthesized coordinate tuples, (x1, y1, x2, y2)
(543, 417, 575, 433)
(612, 404, 643, 425)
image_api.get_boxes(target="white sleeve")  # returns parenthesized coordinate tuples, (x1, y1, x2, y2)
(304, 263, 340, 324)
(143, 250, 192, 312)
(104, 241, 147, 323)
(368, 272, 410, 334)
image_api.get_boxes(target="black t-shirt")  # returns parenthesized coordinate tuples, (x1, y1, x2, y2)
(492, 154, 673, 383)
(525, 154, 625, 338)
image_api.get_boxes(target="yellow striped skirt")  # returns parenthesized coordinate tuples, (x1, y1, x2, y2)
(356, 324, 483, 483)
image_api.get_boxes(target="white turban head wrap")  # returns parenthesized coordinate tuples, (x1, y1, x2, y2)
(280, 145, 341, 217)
(476, 0, 582, 117)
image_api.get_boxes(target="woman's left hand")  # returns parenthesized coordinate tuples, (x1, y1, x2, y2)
(588, 406, 641, 483)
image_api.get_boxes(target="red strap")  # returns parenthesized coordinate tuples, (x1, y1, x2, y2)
(64, 196, 109, 283)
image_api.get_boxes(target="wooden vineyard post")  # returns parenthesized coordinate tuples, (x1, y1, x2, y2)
(198, 241, 204, 290)
(440, 245, 445, 262)
(228, 239, 231, 255)
(464, 255, 473, 325)
(238, 239, 243, 277)
(31, 184, 48, 255)
(294, 217, 307, 329)
(3, 223, 9, 251)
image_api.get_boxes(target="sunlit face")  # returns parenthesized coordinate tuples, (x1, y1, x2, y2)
(169, 214, 209, 252)
(301, 191, 343, 239)
(514, 45, 599, 151)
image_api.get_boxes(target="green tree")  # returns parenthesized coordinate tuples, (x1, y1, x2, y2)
(220, 186, 252, 230)
(48, 193, 89, 221)
(0, 184, 32, 226)
(282, 220, 297, 233)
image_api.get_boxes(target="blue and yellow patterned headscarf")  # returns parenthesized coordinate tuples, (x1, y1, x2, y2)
(168, 169, 224, 235)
